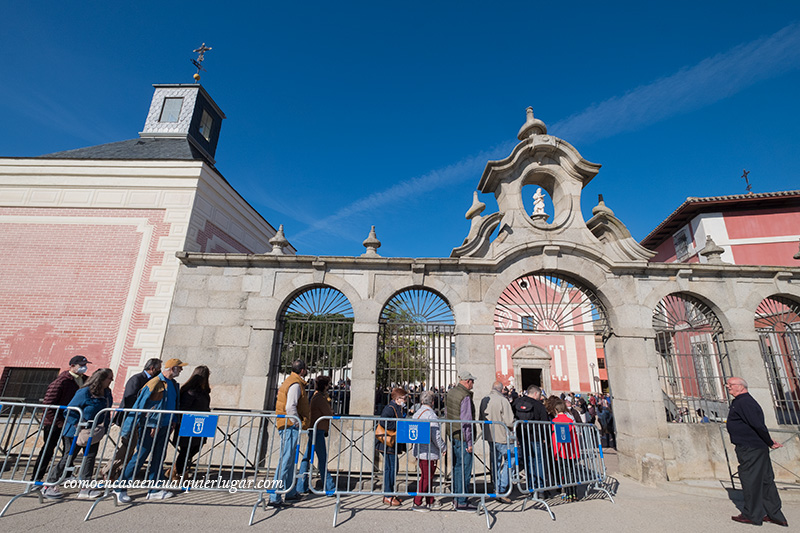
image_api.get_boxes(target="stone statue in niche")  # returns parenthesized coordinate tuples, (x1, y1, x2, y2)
(533, 188, 546, 214)
(531, 187, 549, 221)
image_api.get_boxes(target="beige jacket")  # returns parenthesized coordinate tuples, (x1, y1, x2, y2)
(483, 390, 514, 442)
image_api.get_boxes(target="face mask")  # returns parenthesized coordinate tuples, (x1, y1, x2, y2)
(76, 366, 88, 375)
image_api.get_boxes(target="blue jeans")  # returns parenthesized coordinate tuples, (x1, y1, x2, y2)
(451, 439, 473, 506)
(270, 426, 299, 502)
(490, 442, 512, 494)
(296, 429, 335, 494)
(119, 425, 169, 493)
(526, 441, 545, 491)
(383, 451, 397, 494)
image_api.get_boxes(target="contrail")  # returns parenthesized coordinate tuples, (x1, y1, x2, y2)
(289, 22, 800, 242)
(552, 21, 800, 143)
(291, 141, 515, 242)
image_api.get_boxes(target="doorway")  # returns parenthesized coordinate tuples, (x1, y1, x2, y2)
(520, 367, 542, 390)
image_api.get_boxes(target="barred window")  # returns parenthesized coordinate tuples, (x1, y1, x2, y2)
(0, 367, 59, 402)
(755, 296, 800, 425)
(653, 293, 730, 423)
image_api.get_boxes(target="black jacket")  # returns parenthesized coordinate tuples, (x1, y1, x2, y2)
(512, 395, 549, 422)
(122, 371, 153, 409)
(726, 392, 773, 449)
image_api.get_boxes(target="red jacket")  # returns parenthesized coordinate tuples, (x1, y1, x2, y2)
(41, 371, 82, 427)
(551, 413, 580, 460)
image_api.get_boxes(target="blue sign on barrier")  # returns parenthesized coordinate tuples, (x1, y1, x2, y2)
(396, 420, 431, 444)
(179, 414, 218, 438)
(553, 423, 572, 444)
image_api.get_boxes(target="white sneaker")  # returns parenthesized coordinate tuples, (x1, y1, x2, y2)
(41, 486, 64, 500)
(114, 491, 132, 504)
(146, 490, 175, 500)
(78, 489, 103, 499)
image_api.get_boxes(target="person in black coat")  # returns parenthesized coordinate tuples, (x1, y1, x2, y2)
(512, 385, 550, 492)
(725, 377, 787, 527)
(377, 387, 406, 506)
(102, 358, 162, 480)
(172, 366, 212, 478)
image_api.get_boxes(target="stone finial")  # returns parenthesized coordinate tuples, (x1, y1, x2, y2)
(699, 235, 725, 264)
(465, 191, 486, 220)
(517, 107, 547, 140)
(591, 193, 615, 217)
(269, 224, 289, 255)
(794, 239, 800, 260)
(362, 225, 381, 257)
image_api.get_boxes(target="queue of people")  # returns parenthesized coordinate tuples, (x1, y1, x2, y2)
(31, 355, 612, 510)
(32, 355, 211, 504)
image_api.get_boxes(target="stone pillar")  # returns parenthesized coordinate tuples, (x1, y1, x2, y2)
(455, 324, 496, 401)
(725, 314, 780, 427)
(242, 324, 276, 410)
(350, 322, 379, 415)
(605, 331, 670, 485)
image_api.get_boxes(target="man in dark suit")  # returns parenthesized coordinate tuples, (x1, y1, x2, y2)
(102, 358, 162, 480)
(726, 377, 788, 527)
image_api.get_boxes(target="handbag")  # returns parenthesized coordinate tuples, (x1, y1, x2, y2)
(376, 404, 399, 448)
(375, 423, 397, 447)
(76, 424, 106, 447)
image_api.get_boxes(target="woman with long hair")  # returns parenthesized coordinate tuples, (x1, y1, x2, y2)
(42, 368, 114, 500)
(172, 365, 211, 478)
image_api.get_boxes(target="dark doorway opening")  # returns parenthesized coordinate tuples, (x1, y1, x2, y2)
(520, 368, 542, 391)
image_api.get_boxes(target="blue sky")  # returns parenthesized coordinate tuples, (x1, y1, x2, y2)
(3, 1, 799, 257)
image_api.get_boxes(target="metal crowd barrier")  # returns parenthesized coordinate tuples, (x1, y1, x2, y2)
(305, 415, 513, 528)
(513, 419, 613, 519)
(0, 401, 85, 516)
(719, 425, 800, 490)
(76, 407, 301, 524)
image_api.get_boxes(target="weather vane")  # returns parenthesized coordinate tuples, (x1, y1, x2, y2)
(741, 169, 752, 194)
(191, 43, 212, 83)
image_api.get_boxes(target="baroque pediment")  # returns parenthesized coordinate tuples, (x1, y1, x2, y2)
(452, 108, 655, 263)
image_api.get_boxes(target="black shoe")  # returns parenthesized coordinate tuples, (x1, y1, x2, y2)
(731, 514, 758, 525)
(763, 515, 788, 527)
(284, 493, 304, 502)
(268, 500, 293, 507)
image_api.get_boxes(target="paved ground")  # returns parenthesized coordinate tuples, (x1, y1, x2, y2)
(1, 450, 798, 532)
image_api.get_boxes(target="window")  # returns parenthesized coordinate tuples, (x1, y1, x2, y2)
(597, 358, 606, 369)
(674, 230, 690, 262)
(521, 315, 535, 331)
(0, 367, 59, 401)
(199, 109, 213, 141)
(159, 97, 183, 123)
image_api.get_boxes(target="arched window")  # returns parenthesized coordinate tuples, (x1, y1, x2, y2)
(495, 273, 608, 334)
(756, 296, 800, 425)
(269, 286, 354, 414)
(653, 293, 730, 423)
(377, 289, 455, 415)
(494, 273, 609, 395)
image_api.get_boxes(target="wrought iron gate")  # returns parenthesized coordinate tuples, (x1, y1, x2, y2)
(376, 289, 455, 415)
(269, 286, 354, 414)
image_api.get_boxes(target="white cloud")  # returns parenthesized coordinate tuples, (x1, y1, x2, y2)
(552, 22, 800, 143)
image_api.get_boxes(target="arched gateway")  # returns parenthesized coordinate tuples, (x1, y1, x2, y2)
(166, 108, 800, 485)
